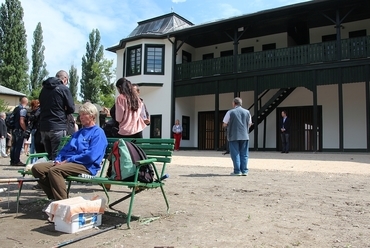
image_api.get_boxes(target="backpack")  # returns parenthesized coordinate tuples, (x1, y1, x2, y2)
(107, 139, 154, 183)
(5, 106, 21, 130)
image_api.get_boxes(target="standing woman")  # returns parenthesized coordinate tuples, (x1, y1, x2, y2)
(115, 78, 147, 138)
(172, 119, 183, 151)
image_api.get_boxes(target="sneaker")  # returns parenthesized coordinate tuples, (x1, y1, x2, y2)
(2, 155, 8, 158)
(230, 172, 242, 176)
(242, 173, 248, 176)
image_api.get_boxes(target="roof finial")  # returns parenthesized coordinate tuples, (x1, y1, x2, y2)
(171, 6, 174, 13)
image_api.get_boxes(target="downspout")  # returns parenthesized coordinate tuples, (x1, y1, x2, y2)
(168, 35, 177, 138)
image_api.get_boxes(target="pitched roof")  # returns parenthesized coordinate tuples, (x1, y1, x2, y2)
(0, 85, 26, 96)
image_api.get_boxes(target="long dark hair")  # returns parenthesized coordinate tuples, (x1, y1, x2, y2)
(115, 78, 140, 111)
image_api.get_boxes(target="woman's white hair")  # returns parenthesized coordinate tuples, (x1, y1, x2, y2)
(79, 102, 98, 120)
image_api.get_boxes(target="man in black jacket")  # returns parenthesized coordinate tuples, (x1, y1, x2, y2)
(280, 110, 291, 153)
(39, 70, 75, 160)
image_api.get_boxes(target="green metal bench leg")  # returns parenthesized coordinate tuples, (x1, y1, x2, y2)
(159, 185, 170, 213)
(126, 187, 137, 229)
(100, 184, 110, 204)
(66, 181, 72, 198)
(16, 181, 24, 215)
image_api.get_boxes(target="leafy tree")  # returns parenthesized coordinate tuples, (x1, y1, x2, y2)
(30, 22, 48, 92)
(80, 29, 104, 103)
(92, 58, 115, 107)
(0, 98, 10, 113)
(0, 0, 29, 92)
(69, 65, 79, 101)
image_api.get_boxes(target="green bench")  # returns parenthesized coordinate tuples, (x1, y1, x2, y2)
(18, 137, 175, 229)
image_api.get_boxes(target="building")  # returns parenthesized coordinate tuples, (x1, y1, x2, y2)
(0, 85, 26, 111)
(108, 0, 370, 152)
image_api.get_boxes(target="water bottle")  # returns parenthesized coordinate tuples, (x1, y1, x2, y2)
(0, 188, 7, 193)
(156, 174, 169, 182)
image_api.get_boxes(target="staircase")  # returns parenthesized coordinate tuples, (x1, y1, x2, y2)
(249, 87, 295, 132)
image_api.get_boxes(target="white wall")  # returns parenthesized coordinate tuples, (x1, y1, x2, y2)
(310, 19, 370, 43)
(343, 82, 366, 149)
(114, 38, 174, 138)
(192, 33, 288, 61)
(318, 84, 339, 149)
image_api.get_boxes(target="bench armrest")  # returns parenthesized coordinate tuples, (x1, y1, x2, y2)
(135, 158, 157, 166)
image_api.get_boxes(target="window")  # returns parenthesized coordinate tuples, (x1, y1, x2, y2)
(182, 116, 190, 140)
(241, 46, 254, 54)
(322, 34, 336, 42)
(145, 45, 165, 75)
(349, 30, 367, 38)
(150, 115, 162, 138)
(127, 45, 142, 76)
(203, 53, 214, 60)
(182, 50, 192, 63)
(262, 43, 276, 51)
(220, 50, 233, 57)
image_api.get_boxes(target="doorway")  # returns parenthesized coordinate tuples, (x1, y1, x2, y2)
(276, 106, 322, 151)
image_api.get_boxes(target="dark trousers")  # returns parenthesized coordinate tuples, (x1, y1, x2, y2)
(31, 161, 90, 200)
(281, 133, 290, 152)
(41, 130, 66, 160)
(10, 129, 24, 164)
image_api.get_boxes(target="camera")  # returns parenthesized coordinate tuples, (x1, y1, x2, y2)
(23, 129, 31, 140)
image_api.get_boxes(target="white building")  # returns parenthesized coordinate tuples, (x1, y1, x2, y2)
(108, 0, 370, 152)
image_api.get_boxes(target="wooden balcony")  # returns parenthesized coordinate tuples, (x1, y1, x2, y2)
(175, 36, 370, 81)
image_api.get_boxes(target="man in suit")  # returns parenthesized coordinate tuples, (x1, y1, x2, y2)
(280, 110, 291, 153)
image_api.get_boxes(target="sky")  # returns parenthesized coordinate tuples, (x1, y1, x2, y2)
(0, 0, 310, 83)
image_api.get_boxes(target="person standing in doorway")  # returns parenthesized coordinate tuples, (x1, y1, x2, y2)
(223, 97, 252, 176)
(280, 110, 291, 153)
(172, 119, 183, 151)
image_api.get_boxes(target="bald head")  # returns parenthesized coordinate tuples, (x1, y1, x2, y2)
(20, 96, 28, 107)
(56, 70, 69, 85)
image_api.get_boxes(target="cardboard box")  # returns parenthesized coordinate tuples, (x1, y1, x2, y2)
(55, 213, 102, 234)
(44, 196, 106, 234)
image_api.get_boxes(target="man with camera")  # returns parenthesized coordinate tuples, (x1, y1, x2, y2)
(10, 96, 29, 166)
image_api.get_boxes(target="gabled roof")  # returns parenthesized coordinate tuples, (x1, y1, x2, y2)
(128, 12, 193, 38)
(107, 13, 193, 52)
(0, 85, 26, 97)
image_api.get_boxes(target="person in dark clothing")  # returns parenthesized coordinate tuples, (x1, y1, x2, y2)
(10, 96, 29, 166)
(280, 110, 291, 153)
(39, 70, 75, 160)
(0, 112, 8, 158)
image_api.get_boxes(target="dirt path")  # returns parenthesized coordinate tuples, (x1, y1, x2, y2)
(0, 151, 369, 248)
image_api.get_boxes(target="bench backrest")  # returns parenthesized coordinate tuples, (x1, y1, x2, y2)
(57, 137, 175, 178)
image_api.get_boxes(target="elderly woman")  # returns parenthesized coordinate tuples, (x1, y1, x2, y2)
(32, 102, 108, 200)
(115, 78, 147, 138)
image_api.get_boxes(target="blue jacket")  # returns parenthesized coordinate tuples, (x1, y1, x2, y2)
(55, 125, 108, 175)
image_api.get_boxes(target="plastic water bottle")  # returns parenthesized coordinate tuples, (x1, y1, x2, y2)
(0, 188, 7, 193)
(156, 174, 169, 182)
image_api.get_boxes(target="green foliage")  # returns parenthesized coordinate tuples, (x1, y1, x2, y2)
(30, 22, 48, 92)
(0, 0, 29, 93)
(0, 98, 10, 113)
(28, 87, 42, 101)
(91, 58, 115, 107)
(80, 29, 104, 103)
(69, 65, 79, 101)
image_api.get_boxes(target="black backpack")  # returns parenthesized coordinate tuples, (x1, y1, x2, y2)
(5, 106, 21, 130)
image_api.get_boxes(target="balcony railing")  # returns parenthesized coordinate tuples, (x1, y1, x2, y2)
(175, 36, 370, 80)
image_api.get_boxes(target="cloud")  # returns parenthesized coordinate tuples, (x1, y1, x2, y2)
(172, 0, 186, 3)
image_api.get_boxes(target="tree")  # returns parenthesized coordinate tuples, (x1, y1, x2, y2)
(0, 0, 29, 92)
(69, 65, 79, 101)
(30, 22, 48, 92)
(0, 98, 10, 113)
(93, 58, 115, 107)
(80, 29, 104, 103)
